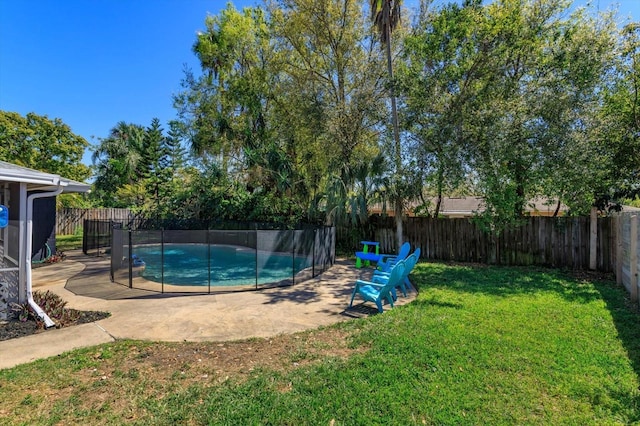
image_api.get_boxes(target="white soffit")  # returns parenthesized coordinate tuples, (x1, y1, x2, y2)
(0, 161, 90, 193)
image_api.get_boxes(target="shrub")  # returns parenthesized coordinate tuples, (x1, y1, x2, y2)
(9, 302, 31, 322)
(45, 250, 66, 264)
(32, 290, 80, 327)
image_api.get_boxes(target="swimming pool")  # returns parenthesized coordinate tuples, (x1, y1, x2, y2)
(132, 244, 312, 287)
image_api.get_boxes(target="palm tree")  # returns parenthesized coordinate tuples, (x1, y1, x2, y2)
(370, 0, 404, 249)
(92, 122, 145, 182)
(91, 122, 146, 206)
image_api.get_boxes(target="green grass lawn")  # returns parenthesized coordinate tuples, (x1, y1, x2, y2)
(2, 262, 640, 424)
(56, 234, 83, 251)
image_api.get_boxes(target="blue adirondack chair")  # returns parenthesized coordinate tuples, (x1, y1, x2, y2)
(377, 242, 411, 272)
(349, 260, 406, 313)
(374, 247, 421, 297)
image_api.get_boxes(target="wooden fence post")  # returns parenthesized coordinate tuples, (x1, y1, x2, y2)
(616, 215, 622, 285)
(630, 215, 638, 302)
(589, 207, 597, 270)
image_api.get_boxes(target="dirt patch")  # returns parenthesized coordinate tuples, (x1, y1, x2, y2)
(95, 326, 362, 384)
(568, 269, 616, 283)
(51, 326, 367, 415)
(1, 311, 369, 422)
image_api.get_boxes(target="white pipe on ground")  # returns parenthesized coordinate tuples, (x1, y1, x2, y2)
(25, 185, 62, 328)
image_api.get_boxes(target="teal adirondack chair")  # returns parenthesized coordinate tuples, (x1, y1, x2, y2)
(377, 242, 411, 272)
(349, 260, 406, 313)
(374, 247, 421, 297)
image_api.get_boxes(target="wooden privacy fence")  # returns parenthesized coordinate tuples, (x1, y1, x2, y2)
(56, 208, 137, 235)
(616, 213, 640, 301)
(339, 216, 615, 272)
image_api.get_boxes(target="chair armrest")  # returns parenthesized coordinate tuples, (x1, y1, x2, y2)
(355, 279, 386, 289)
(371, 275, 388, 284)
(378, 254, 398, 263)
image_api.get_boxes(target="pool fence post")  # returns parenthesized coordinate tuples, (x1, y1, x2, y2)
(161, 228, 164, 294)
(313, 228, 316, 277)
(93, 220, 98, 256)
(207, 229, 211, 294)
(255, 228, 258, 289)
(292, 229, 296, 286)
(128, 230, 133, 289)
(97, 221, 101, 257)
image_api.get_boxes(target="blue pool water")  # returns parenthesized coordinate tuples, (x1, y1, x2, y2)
(132, 244, 311, 287)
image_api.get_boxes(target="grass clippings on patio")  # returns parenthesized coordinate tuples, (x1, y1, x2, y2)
(1, 262, 640, 424)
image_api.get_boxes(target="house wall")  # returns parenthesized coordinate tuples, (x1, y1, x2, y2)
(7, 183, 20, 262)
(0, 240, 19, 320)
(0, 183, 20, 320)
(0, 186, 63, 318)
(32, 196, 56, 261)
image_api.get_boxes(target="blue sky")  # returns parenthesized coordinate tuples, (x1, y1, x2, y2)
(1, 0, 638, 168)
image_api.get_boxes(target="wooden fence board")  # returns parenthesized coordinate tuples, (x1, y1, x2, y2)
(351, 215, 616, 272)
(62, 211, 618, 273)
(57, 208, 137, 235)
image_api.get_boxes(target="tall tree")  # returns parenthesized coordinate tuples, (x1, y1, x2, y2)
(142, 118, 171, 217)
(91, 121, 145, 207)
(165, 120, 188, 172)
(176, 1, 388, 224)
(0, 111, 92, 208)
(398, 0, 481, 217)
(175, 5, 274, 179)
(0, 111, 90, 182)
(465, 0, 617, 221)
(534, 7, 619, 214)
(271, 0, 387, 224)
(175, 4, 308, 219)
(599, 22, 640, 206)
(370, 0, 404, 249)
(400, 0, 619, 231)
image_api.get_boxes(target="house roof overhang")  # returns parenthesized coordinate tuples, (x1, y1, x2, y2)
(0, 161, 90, 193)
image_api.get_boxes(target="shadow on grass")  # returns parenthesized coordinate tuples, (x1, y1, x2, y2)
(411, 296, 464, 310)
(593, 279, 640, 419)
(342, 304, 382, 318)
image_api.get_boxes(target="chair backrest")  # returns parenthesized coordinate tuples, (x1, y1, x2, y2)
(384, 260, 406, 291)
(396, 242, 411, 260)
(413, 247, 421, 261)
(402, 254, 418, 278)
(406, 248, 421, 276)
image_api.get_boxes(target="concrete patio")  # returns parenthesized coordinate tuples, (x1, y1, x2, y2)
(0, 251, 415, 369)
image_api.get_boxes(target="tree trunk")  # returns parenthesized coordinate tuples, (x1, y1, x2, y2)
(434, 166, 444, 217)
(553, 199, 561, 217)
(384, 3, 403, 250)
(395, 199, 403, 250)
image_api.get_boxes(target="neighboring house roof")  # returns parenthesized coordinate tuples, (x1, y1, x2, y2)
(426, 197, 568, 217)
(430, 197, 483, 217)
(0, 161, 90, 193)
(620, 205, 640, 213)
(370, 196, 568, 217)
(371, 197, 640, 217)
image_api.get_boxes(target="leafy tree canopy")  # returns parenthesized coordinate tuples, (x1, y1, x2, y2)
(0, 111, 90, 182)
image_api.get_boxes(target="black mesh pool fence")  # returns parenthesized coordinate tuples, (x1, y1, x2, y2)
(109, 226, 335, 294)
(82, 219, 120, 256)
(83, 218, 318, 256)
